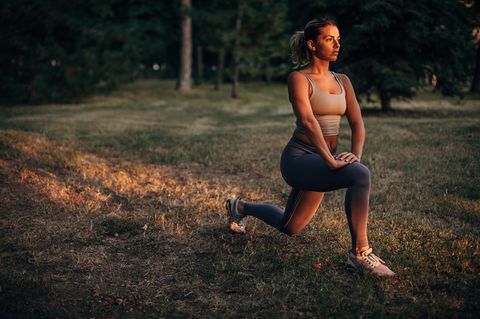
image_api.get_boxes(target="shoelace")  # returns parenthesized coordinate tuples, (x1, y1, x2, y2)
(360, 248, 385, 268)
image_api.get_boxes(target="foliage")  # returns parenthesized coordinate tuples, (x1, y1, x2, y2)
(0, 0, 476, 107)
(0, 0, 178, 104)
(237, 0, 289, 82)
(194, 0, 289, 83)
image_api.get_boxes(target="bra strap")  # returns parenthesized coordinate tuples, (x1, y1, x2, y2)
(299, 70, 317, 94)
(331, 71, 345, 94)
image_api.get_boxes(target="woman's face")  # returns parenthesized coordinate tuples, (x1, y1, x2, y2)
(307, 24, 341, 62)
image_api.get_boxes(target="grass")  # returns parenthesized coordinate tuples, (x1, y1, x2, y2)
(0, 79, 479, 318)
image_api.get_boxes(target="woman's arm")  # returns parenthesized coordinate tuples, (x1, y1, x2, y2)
(288, 71, 347, 170)
(337, 73, 365, 161)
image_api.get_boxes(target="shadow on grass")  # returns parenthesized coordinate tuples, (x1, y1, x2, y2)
(0, 168, 101, 318)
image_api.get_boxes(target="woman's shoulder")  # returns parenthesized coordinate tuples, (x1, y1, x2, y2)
(332, 72, 351, 83)
(288, 69, 305, 76)
(288, 70, 308, 83)
(332, 72, 353, 88)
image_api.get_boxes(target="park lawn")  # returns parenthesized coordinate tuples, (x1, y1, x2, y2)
(0, 80, 479, 318)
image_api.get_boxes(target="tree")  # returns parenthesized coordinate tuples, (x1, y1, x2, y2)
(193, 0, 237, 90)
(196, 45, 204, 85)
(230, 0, 289, 97)
(471, 30, 480, 93)
(419, 0, 474, 97)
(465, 0, 480, 92)
(240, 0, 289, 84)
(215, 48, 226, 90)
(178, 0, 192, 92)
(231, 2, 243, 98)
(194, 0, 287, 96)
(354, 0, 471, 110)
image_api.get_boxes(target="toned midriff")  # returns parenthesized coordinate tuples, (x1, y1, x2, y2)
(293, 129, 337, 153)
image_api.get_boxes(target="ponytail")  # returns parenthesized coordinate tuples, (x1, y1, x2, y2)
(290, 31, 310, 69)
(290, 17, 337, 69)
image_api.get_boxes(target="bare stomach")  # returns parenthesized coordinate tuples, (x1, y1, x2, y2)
(293, 129, 338, 153)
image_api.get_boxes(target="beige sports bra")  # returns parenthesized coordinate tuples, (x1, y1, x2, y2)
(296, 70, 347, 136)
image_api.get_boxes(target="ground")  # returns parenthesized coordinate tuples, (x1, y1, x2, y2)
(0, 80, 479, 318)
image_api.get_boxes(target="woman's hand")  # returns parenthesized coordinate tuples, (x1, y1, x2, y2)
(328, 159, 350, 170)
(328, 152, 360, 170)
(335, 152, 360, 164)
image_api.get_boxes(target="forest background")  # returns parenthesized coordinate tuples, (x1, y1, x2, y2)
(1, 0, 479, 110)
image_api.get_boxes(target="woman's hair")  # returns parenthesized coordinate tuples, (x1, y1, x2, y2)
(290, 17, 337, 68)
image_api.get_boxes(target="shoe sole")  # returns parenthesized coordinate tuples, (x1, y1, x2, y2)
(346, 256, 395, 277)
(346, 257, 363, 273)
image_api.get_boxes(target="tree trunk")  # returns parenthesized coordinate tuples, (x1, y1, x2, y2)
(470, 43, 480, 93)
(178, 0, 192, 92)
(265, 59, 272, 85)
(231, 4, 243, 98)
(380, 92, 392, 111)
(215, 47, 225, 91)
(196, 45, 203, 85)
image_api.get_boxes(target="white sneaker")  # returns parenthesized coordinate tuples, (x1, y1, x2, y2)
(346, 248, 395, 277)
(225, 197, 247, 234)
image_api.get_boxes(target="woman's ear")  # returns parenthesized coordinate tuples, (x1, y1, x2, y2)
(306, 39, 316, 51)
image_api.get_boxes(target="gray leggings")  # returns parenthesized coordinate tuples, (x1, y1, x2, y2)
(243, 137, 370, 250)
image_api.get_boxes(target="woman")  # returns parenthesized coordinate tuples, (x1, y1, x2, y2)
(226, 18, 395, 276)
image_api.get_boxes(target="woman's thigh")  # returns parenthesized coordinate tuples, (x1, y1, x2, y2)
(282, 153, 369, 192)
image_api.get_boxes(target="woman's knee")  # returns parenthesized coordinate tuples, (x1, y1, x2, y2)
(282, 224, 304, 236)
(351, 163, 371, 187)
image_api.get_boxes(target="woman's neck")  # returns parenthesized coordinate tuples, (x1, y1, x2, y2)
(306, 59, 330, 75)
